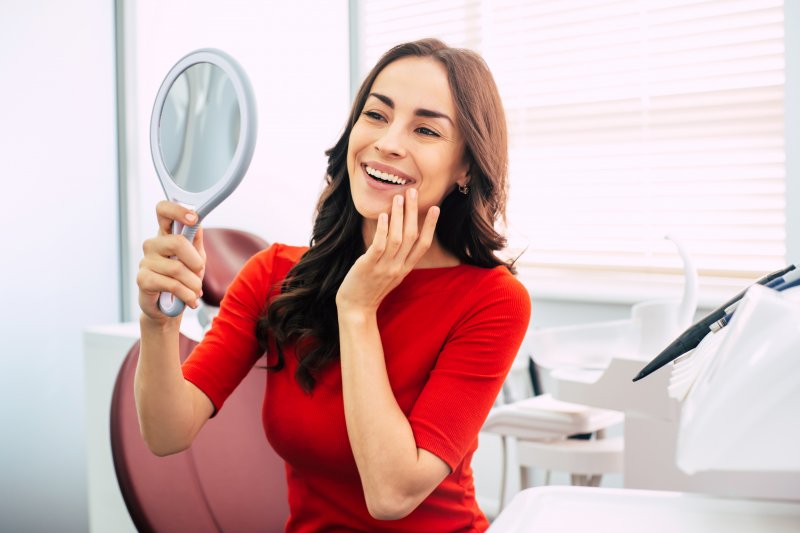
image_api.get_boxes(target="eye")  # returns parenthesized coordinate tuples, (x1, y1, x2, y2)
(362, 110, 385, 122)
(416, 126, 440, 137)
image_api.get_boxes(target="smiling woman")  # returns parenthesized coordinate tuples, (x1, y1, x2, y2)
(135, 38, 530, 532)
(348, 56, 470, 259)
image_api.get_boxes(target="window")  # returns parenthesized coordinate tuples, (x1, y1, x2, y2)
(354, 0, 787, 304)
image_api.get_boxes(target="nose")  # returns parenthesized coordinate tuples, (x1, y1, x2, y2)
(374, 124, 407, 158)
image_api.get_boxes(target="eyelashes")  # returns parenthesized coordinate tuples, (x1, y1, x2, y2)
(361, 111, 441, 138)
(415, 127, 439, 137)
(363, 110, 384, 121)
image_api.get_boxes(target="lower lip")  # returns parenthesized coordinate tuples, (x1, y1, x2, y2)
(362, 166, 412, 191)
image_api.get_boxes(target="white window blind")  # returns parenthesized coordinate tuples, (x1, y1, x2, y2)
(356, 0, 786, 295)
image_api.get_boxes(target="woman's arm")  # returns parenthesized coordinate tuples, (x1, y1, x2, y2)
(135, 316, 214, 456)
(338, 308, 449, 520)
(134, 201, 214, 456)
(336, 190, 448, 520)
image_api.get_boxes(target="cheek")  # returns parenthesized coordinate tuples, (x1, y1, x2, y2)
(417, 183, 453, 211)
(346, 137, 355, 171)
(348, 123, 369, 155)
(346, 126, 362, 165)
(416, 154, 463, 208)
(425, 154, 461, 189)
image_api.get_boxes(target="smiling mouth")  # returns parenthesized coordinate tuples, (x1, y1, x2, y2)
(363, 164, 413, 186)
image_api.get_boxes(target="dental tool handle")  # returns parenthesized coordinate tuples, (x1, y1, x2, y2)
(157, 220, 200, 317)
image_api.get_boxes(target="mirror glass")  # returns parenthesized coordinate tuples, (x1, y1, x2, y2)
(158, 62, 241, 193)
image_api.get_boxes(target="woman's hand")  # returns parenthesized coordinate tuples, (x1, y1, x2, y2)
(137, 201, 206, 323)
(336, 188, 440, 314)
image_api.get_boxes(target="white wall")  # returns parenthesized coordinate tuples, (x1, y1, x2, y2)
(122, 0, 351, 320)
(0, 1, 350, 530)
(0, 1, 119, 531)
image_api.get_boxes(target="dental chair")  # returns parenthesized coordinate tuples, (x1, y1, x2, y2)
(483, 236, 699, 513)
(110, 228, 289, 533)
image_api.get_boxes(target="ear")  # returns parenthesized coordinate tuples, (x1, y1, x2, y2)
(455, 156, 471, 189)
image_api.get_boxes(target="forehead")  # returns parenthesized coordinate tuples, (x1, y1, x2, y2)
(369, 56, 455, 115)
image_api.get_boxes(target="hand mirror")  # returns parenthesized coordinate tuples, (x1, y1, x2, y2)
(150, 48, 257, 316)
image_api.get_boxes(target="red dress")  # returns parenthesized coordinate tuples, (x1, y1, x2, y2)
(183, 243, 531, 532)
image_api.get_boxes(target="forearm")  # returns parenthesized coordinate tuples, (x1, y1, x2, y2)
(134, 315, 206, 455)
(338, 308, 433, 518)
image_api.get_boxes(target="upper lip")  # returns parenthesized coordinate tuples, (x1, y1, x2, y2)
(362, 161, 416, 184)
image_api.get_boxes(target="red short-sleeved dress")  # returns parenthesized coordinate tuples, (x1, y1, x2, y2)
(182, 243, 531, 532)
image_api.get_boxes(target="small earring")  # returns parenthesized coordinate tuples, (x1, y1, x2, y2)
(458, 183, 470, 195)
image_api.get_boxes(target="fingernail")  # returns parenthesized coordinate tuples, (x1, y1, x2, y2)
(395, 195, 403, 206)
(185, 213, 197, 223)
(409, 188, 417, 199)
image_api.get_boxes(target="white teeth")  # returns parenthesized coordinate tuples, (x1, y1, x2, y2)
(366, 165, 407, 185)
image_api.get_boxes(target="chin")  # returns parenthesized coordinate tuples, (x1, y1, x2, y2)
(350, 181, 391, 221)
(352, 197, 390, 221)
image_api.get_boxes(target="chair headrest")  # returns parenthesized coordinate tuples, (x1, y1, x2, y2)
(201, 228, 269, 307)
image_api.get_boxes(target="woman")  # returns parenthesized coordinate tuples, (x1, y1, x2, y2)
(136, 38, 531, 532)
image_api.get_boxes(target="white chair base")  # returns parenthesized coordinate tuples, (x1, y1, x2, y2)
(517, 434, 624, 488)
(483, 394, 625, 511)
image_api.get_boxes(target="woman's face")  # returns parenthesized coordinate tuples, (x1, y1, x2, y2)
(347, 56, 469, 223)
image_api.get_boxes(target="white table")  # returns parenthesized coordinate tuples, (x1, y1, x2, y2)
(84, 322, 140, 533)
(490, 486, 800, 532)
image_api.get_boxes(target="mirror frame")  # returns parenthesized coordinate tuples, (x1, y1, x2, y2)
(149, 48, 257, 220)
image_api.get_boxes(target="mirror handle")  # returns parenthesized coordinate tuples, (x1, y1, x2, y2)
(157, 222, 200, 317)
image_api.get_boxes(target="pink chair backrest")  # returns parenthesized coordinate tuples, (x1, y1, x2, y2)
(111, 228, 289, 532)
(201, 227, 269, 307)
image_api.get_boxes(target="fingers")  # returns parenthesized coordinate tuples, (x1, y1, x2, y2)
(137, 264, 202, 309)
(365, 188, 440, 269)
(407, 205, 440, 265)
(399, 188, 419, 257)
(146, 252, 203, 292)
(386, 194, 405, 257)
(142, 233, 205, 275)
(137, 248, 203, 308)
(389, 189, 424, 263)
(193, 225, 206, 265)
(138, 202, 206, 317)
(381, 190, 421, 259)
(365, 213, 389, 260)
(156, 200, 198, 236)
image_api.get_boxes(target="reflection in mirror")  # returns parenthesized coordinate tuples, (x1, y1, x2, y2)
(159, 62, 241, 193)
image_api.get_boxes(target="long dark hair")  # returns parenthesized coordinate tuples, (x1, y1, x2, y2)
(256, 38, 511, 392)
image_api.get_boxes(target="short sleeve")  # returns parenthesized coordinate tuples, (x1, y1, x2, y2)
(181, 243, 279, 413)
(408, 271, 531, 471)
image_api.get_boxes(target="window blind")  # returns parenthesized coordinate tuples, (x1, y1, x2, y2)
(356, 0, 786, 287)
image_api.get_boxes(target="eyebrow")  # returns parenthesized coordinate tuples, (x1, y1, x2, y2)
(369, 92, 454, 126)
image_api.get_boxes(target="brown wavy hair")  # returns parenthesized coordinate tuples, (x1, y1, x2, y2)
(256, 38, 511, 392)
